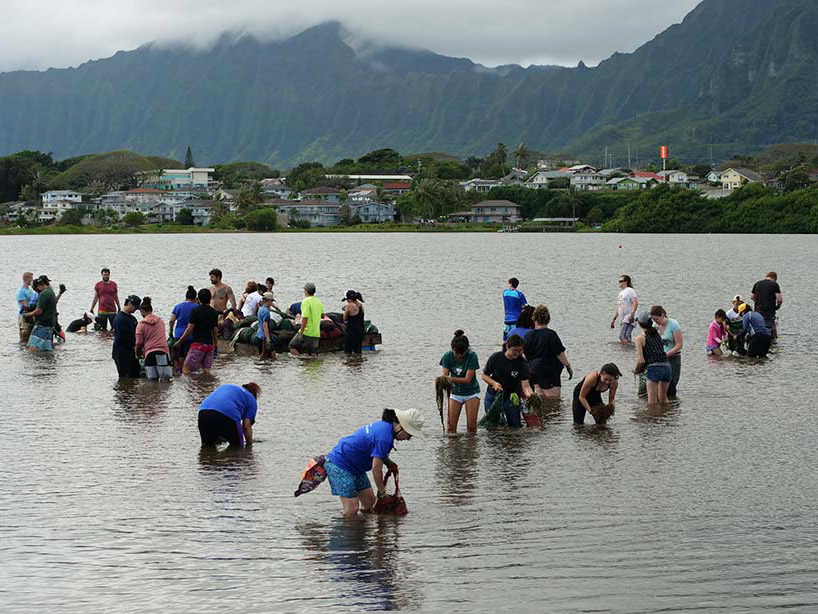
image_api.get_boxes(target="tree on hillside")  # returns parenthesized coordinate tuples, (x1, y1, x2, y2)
(176, 208, 194, 225)
(59, 207, 87, 226)
(515, 143, 529, 169)
(123, 211, 145, 227)
(465, 156, 482, 172)
(244, 207, 278, 231)
(287, 162, 326, 192)
(184, 146, 195, 168)
(235, 181, 264, 212)
(357, 148, 401, 169)
(496, 143, 508, 175)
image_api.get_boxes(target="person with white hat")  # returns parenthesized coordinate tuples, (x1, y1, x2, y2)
(325, 408, 425, 517)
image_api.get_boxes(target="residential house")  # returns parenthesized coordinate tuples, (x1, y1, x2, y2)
(564, 164, 597, 174)
(262, 185, 295, 200)
(383, 182, 411, 196)
(706, 171, 721, 184)
(720, 168, 763, 191)
(808, 169, 818, 183)
(607, 177, 657, 191)
(348, 185, 379, 203)
(325, 174, 413, 183)
(2, 201, 39, 224)
(657, 170, 688, 184)
(598, 168, 628, 180)
(570, 172, 605, 191)
(500, 168, 530, 186)
(145, 167, 215, 190)
(470, 200, 522, 223)
(42, 190, 83, 206)
(459, 178, 502, 193)
(351, 202, 395, 223)
(276, 200, 341, 227)
(525, 170, 572, 190)
(299, 187, 342, 203)
(188, 200, 215, 226)
(630, 171, 664, 182)
(213, 188, 237, 202)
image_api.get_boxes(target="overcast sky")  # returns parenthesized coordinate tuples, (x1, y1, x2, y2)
(2, 0, 702, 72)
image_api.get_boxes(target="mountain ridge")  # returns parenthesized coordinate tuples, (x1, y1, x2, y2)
(1, 0, 815, 165)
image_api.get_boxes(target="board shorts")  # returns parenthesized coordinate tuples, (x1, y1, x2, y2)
(289, 332, 319, 354)
(451, 392, 481, 404)
(531, 366, 563, 390)
(28, 324, 54, 351)
(325, 460, 371, 498)
(184, 342, 214, 371)
(144, 351, 173, 380)
(619, 320, 635, 342)
(645, 362, 672, 383)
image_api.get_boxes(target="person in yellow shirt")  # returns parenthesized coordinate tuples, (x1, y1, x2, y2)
(289, 282, 324, 356)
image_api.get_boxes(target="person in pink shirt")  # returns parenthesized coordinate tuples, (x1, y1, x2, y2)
(706, 309, 728, 356)
(136, 297, 172, 381)
(90, 267, 120, 331)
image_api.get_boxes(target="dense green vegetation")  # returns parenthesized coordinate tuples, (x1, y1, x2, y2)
(214, 162, 279, 188)
(604, 184, 818, 233)
(2, 1, 816, 165)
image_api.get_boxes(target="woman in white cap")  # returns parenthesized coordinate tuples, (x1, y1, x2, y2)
(325, 408, 425, 517)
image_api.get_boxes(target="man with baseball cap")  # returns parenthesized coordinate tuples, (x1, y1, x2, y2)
(289, 282, 324, 356)
(26, 275, 58, 352)
(255, 292, 277, 359)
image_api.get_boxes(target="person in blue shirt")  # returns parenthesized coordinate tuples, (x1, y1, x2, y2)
(16, 271, 37, 342)
(503, 277, 528, 340)
(736, 303, 772, 358)
(326, 408, 425, 517)
(198, 383, 261, 448)
(255, 292, 277, 358)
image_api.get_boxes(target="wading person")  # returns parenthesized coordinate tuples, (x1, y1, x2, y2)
(325, 408, 425, 517)
(209, 268, 236, 313)
(169, 286, 198, 358)
(523, 305, 573, 398)
(751, 272, 783, 338)
(650, 306, 683, 397)
(198, 382, 260, 448)
(289, 282, 324, 356)
(726, 295, 745, 354)
(112, 295, 142, 378)
(90, 267, 120, 331)
(506, 304, 535, 341)
(634, 312, 671, 405)
(481, 334, 533, 428)
(736, 303, 772, 358)
(176, 288, 220, 375)
(502, 277, 528, 340)
(611, 274, 638, 343)
(238, 280, 261, 318)
(135, 297, 172, 381)
(255, 292, 277, 359)
(572, 363, 622, 425)
(707, 310, 728, 356)
(26, 276, 58, 352)
(440, 330, 481, 433)
(16, 271, 37, 342)
(343, 290, 365, 355)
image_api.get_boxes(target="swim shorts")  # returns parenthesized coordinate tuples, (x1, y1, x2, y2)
(28, 324, 54, 351)
(325, 460, 371, 498)
(289, 332, 319, 354)
(184, 343, 214, 371)
(451, 392, 481, 404)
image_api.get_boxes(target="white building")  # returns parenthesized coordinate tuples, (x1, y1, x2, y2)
(525, 170, 572, 190)
(351, 202, 395, 223)
(570, 172, 605, 191)
(42, 190, 83, 206)
(459, 178, 502, 193)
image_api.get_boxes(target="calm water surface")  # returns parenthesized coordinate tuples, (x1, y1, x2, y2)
(1, 233, 817, 613)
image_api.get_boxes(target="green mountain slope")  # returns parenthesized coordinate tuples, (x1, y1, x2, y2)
(0, 0, 814, 165)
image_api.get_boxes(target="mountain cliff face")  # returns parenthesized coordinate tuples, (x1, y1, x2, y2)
(0, 0, 814, 165)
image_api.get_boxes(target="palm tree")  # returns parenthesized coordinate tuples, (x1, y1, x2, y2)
(412, 178, 438, 219)
(515, 143, 529, 170)
(496, 143, 508, 175)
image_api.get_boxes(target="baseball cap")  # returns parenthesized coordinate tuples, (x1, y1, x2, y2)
(36, 275, 51, 284)
(732, 295, 742, 303)
(637, 311, 653, 326)
(738, 303, 750, 315)
(124, 294, 142, 308)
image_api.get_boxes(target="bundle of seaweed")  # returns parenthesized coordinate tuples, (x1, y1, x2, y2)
(589, 404, 615, 424)
(434, 376, 451, 429)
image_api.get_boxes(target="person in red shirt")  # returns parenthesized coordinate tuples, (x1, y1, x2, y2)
(90, 267, 120, 331)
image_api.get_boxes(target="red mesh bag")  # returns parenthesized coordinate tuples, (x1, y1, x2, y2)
(372, 464, 408, 516)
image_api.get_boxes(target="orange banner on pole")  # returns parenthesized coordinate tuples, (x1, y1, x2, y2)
(659, 146, 668, 159)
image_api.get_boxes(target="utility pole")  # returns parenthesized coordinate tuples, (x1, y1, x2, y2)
(628, 144, 632, 169)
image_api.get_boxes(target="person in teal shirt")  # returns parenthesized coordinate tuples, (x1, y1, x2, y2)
(255, 292, 276, 358)
(440, 330, 481, 433)
(650, 305, 683, 398)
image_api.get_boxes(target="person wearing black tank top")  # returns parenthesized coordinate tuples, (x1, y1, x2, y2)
(572, 363, 621, 424)
(343, 290, 365, 355)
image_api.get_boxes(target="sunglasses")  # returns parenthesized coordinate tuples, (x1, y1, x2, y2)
(618, 279, 626, 283)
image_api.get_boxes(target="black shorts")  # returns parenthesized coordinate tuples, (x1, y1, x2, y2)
(289, 332, 319, 354)
(531, 367, 562, 390)
(198, 410, 242, 447)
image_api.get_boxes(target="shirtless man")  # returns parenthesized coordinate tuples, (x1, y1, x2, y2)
(209, 268, 236, 313)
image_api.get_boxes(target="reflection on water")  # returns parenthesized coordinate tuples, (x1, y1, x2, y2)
(435, 435, 480, 506)
(298, 517, 422, 611)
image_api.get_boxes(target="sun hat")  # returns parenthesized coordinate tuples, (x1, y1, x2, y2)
(637, 311, 653, 326)
(394, 408, 426, 439)
(262, 292, 275, 301)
